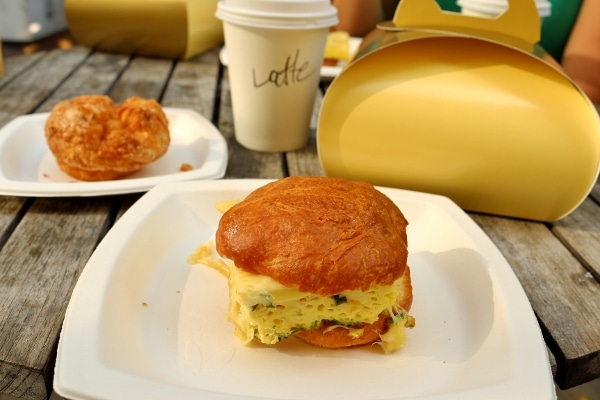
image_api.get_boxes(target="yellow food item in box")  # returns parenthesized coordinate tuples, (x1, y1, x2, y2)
(324, 30, 350, 64)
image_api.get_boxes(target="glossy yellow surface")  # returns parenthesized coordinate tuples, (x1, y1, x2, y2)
(391, 0, 540, 53)
(65, 0, 224, 59)
(318, 0, 600, 222)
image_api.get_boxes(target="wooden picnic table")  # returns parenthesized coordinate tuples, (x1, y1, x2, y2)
(0, 45, 599, 400)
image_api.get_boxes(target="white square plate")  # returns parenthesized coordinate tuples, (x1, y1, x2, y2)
(54, 180, 556, 400)
(0, 108, 228, 197)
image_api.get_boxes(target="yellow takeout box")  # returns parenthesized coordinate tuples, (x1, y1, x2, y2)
(65, 0, 224, 59)
(318, 0, 600, 222)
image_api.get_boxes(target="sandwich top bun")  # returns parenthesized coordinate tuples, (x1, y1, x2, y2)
(216, 176, 409, 296)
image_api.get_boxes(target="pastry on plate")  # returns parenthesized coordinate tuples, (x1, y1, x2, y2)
(45, 95, 170, 181)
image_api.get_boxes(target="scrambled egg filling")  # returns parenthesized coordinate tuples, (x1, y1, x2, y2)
(189, 240, 414, 353)
(228, 264, 402, 345)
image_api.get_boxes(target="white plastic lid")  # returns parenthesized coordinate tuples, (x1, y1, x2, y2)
(458, 0, 550, 5)
(458, 0, 551, 18)
(216, 0, 338, 30)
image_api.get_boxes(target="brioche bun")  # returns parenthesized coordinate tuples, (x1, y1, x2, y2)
(216, 176, 409, 295)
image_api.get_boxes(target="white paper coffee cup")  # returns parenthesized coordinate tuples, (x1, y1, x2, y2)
(217, 0, 338, 152)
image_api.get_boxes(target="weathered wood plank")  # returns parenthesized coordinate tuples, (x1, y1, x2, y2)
(0, 47, 91, 127)
(286, 90, 325, 177)
(218, 69, 284, 179)
(161, 48, 220, 119)
(0, 364, 47, 400)
(471, 213, 600, 389)
(35, 52, 131, 112)
(108, 55, 174, 102)
(0, 197, 116, 400)
(553, 198, 600, 278)
(286, 129, 324, 177)
(0, 53, 45, 90)
(0, 198, 29, 246)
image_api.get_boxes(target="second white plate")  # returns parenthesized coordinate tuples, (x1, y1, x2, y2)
(0, 108, 228, 197)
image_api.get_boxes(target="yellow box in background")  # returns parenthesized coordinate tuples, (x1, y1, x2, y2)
(65, 0, 224, 59)
(318, 0, 600, 222)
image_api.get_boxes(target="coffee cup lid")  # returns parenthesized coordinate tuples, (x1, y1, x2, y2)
(458, 0, 551, 17)
(216, 0, 338, 30)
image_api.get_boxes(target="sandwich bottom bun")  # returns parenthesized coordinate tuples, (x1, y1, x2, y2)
(296, 266, 414, 351)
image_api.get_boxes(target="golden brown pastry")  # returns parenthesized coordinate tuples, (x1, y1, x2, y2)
(44, 95, 170, 181)
(214, 176, 414, 352)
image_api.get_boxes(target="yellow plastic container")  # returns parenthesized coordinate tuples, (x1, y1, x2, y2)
(318, 0, 600, 221)
(65, 0, 224, 59)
